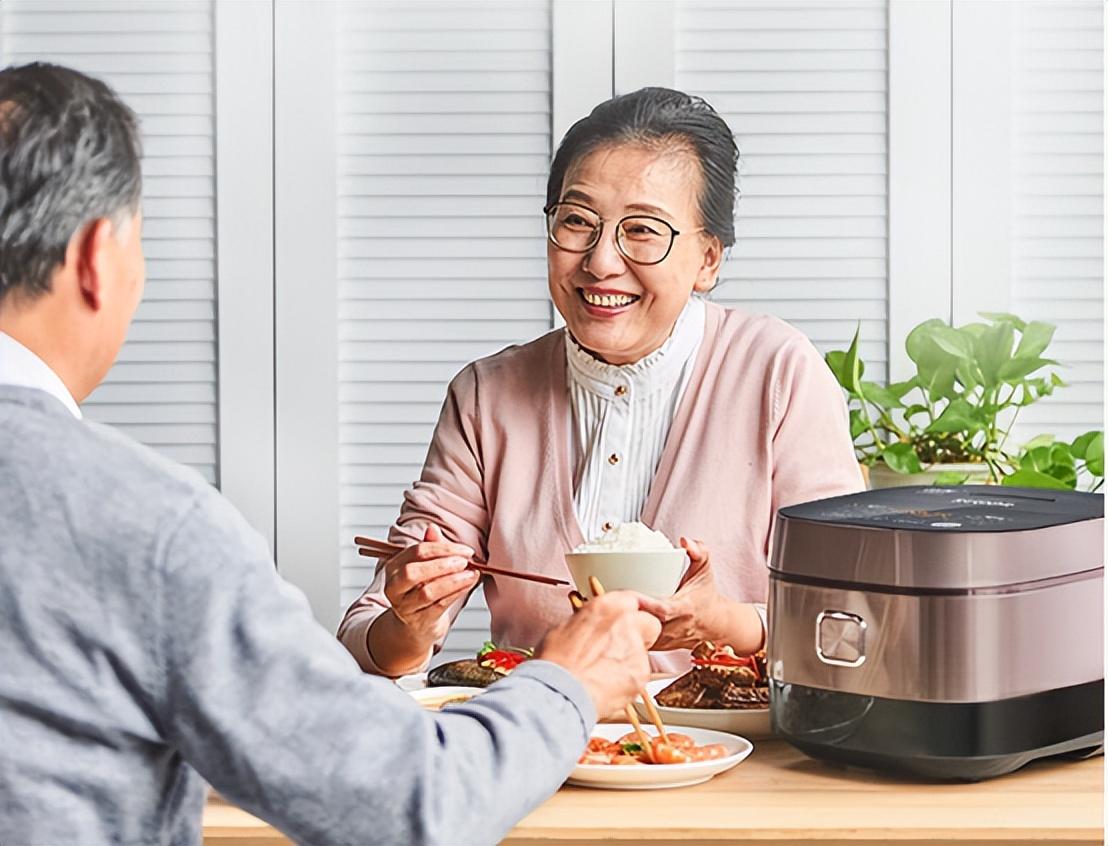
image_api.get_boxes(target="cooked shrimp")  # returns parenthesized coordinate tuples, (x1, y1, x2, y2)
(580, 733, 732, 766)
(616, 731, 695, 749)
(649, 740, 693, 765)
(688, 743, 729, 761)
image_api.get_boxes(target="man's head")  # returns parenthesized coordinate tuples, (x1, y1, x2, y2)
(0, 62, 145, 402)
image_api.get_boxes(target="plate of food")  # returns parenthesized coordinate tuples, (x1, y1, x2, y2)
(568, 723, 753, 789)
(396, 641, 534, 692)
(634, 642, 773, 739)
(408, 685, 485, 711)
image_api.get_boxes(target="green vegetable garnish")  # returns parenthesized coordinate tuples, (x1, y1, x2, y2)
(620, 742, 643, 755)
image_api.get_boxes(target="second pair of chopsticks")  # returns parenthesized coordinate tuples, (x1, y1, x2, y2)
(569, 576, 670, 761)
(353, 536, 570, 587)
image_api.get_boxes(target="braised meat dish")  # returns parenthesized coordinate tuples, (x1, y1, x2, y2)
(655, 642, 769, 710)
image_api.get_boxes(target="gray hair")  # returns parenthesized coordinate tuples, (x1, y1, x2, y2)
(0, 62, 142, 303)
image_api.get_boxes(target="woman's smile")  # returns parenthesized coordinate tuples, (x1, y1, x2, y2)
(577, 286, 641, 317)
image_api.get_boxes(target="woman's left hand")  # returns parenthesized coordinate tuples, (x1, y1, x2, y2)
(634, 537, 726, 651)
(636, 537, 765, 654)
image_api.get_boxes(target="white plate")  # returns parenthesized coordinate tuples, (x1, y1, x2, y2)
(396, 672, 429, 692)
(408, 685, 485, 710)
(567, 723, 753, 790)
(633, 678, 773, 739)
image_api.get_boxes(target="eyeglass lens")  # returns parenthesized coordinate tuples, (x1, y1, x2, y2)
(546, 203, 676, 265)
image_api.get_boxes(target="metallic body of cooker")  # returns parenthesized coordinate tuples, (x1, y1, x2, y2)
(767, 486, 1103, 780)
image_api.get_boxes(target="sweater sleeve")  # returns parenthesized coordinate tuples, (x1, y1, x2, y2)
(768, 336, 866, 552)
(157, 490, 595, 846)
(337, 364, 490, 673)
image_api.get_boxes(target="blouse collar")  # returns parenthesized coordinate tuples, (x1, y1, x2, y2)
(565, 296, 706, 400)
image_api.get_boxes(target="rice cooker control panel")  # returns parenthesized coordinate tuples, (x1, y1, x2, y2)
(815, 610, 867, 667)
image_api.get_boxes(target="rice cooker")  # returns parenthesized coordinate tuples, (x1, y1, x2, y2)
(767, 485, 1103, 780)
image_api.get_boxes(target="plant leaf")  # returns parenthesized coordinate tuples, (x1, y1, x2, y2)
(973, 321, 1015, 388)
(1083, 432, 1104, 476)
(930, 326, 974, 359)
(933, 471, 970, 486)
(859, 381, 904, 409)
(1002, 468, 1073, 490)
(905, 319, 950, 366)
(1070, 430, 1100, 460)
(1014, 321, 1056, 360)
(960, 322, 990, 338)
(956, 362, 979, 392)
(1022, 433, 1056, 451)
(849, 409, 869, 440)
(920, 364, 958, 403)
(881, 442, 923, 474)
(980, 312, 1027, 332)
(903, 403, 930, 420)
(997, 357, 1057, 383)
(926, 398, 984, 435)
(886, 378, 918, 400)
(826, 326, 865, 394)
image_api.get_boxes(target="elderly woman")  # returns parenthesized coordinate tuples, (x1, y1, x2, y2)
(339, 87, 863, 677)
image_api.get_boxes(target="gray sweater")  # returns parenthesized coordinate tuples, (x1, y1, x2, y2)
(0, 386, 596, 846)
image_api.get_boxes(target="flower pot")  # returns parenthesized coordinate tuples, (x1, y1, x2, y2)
(866, 460, 993, 490)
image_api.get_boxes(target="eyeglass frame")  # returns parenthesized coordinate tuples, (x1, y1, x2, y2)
(542, 201, 702, 266)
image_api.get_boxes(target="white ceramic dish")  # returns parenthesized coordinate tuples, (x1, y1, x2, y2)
(396, 672, 429, 692)
(407, 685, 485, 710)
(567, 723, 753, 790)
(564, 549, 687, 598)
(633, 678, 774, 739)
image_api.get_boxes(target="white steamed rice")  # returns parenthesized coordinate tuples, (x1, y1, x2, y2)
(572, 521, 676, 553)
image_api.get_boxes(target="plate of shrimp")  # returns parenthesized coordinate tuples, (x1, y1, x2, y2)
(568, 723, 753, 789)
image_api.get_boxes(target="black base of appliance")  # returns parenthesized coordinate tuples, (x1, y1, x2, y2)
(770, 679, 1104, 781)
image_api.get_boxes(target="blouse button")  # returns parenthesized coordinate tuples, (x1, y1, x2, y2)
(602, 521, 613, 532)
(608, 453, 620, 465)
(614, 385, 628, 397)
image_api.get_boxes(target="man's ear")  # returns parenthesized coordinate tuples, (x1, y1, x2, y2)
(692, 233, 724, 294)
(73, 218, 117, 311)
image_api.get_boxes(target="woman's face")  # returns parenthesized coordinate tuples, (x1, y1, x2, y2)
(547, 143, 723, 365)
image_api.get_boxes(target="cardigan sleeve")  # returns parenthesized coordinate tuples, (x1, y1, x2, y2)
(337, 364, 491, 674)
(767, 336, 865, 553)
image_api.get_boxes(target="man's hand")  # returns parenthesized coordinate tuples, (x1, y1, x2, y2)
(535, 592, 661, 718)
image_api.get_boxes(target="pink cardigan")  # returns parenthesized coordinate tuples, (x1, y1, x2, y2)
(338, 302, 864, 674)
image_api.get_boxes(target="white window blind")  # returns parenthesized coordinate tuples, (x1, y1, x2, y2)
(0, 0, 219, 485)
(336, 0, 553, 663)
(675, 0, 889, 383)
(1008, 0, 1103, 443)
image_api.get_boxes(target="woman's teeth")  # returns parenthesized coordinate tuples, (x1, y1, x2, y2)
(581, 290, 638, 308)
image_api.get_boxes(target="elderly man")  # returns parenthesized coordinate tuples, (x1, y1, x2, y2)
(0, 62, 660, 845)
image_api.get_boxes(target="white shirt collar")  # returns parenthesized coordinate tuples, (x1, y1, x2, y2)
(566, 296, 706, 400)
(0, 331, 82, 419)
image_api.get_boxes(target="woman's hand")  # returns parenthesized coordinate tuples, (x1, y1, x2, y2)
(382, 525, 480, 647)
(635, 538, 763, 653)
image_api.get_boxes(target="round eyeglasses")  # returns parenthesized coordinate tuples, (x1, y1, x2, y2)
(543, 201, 695, 266)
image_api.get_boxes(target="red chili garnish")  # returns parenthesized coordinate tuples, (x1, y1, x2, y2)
(691, 649, 760, 681)
(478, 650, 529, 674)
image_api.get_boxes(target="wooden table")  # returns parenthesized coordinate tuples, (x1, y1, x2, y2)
(202, 740, 1103, 845)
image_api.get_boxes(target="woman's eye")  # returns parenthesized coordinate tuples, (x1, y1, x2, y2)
(563, 214, 592, 228)
(624, 223, 664, 238)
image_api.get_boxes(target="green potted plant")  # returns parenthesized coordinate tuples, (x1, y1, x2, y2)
(826, 312, 1103, 491)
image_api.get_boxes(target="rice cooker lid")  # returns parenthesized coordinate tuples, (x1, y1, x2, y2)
(771, 485, 1104, 589)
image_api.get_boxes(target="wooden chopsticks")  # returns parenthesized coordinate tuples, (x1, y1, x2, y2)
(352, 536, 570, 587)
(569, 578, 671, 761)
(585, 576, 670, 745)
